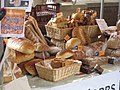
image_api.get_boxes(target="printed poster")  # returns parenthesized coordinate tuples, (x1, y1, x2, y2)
(0, 8, 25, 37)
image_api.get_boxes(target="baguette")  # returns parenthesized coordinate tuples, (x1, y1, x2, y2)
(27, 16, 47, 44)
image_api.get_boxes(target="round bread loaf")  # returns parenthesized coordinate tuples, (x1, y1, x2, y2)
(56, 49, 75, 59)
(24, 59, 43, 76)
(7, 38, 34, 54)
(66, 38, 81, 49)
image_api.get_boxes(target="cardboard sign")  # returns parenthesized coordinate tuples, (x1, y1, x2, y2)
(64, 35, 70, 41)
(99, 51, 105, 56)
(96, 19, 109, 33)
(0, 9, 25, 37)
(57, 12, 63, 18)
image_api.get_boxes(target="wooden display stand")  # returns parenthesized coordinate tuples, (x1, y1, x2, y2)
(31, 3, 61, 35)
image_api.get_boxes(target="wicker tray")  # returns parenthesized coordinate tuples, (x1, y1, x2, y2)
(35, 60, 82, 82)
(45, 25, 72, 40)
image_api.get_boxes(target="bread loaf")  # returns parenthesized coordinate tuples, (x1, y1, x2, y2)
(18, 61, 29, 75)
(7, 38, 34, 54)
(66, 38, 81, 49)
(56, 49, 75, 59)
(15, 51, 34, 64)
(25, 59, 43, 76)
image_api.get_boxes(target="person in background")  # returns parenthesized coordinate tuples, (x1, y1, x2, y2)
(9, 0, 21, 7)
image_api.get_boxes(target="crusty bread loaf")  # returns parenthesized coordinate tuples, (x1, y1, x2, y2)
(18, 61, 29, 75)
(25, 59, 43, 76)
(56, 49, 75, 59)
(14, 51, 34, 64)
(3, 62, 22, 83)
(66, 38, 81, 49)
(7, 38, 34, 54)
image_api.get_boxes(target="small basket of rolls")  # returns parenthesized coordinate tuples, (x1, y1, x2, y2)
(35, 49, 82, 82)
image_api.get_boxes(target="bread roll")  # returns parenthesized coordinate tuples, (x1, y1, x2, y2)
(3, 62, 22, 83)
(66, 38, 81, 49)
(56, 49, 75, 59)
(25, 59, 43, 76)
(7, 38, 34, 54)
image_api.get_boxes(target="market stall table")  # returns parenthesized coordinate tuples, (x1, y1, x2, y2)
(28, 64, 120, 90)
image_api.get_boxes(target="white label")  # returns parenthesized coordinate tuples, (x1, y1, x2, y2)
(52, 71, 120, 90)
(96, 19, 109, 33)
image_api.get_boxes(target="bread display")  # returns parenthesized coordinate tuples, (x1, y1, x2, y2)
(65, 38, 81, 49)
(7, 38, 35, 54)
(24, 59, 43, 76)
(56, 49, 75, 59)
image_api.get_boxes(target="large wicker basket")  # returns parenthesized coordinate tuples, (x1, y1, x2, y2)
(35, 60, 82, 82)
(45, 25, 72, 40)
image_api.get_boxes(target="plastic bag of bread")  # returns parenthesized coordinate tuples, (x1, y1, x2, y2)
(72, 27, 91, 45)
(105, 49, 120, 57)
(81, 57, 108, 68)
(3, 62, 22, 83)
(107, 35, 120, 49)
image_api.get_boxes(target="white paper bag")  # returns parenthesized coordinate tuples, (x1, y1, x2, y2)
(0, 76, 31, 90)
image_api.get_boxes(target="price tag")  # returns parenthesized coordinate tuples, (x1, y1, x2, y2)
(99, 51, 105, 56)
(64, 35, 70, 41)
(57, 12, 63, 18)
(96, 19, 109, 33)
(78, 45, 83, 51)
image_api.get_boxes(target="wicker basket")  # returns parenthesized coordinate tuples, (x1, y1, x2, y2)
(51, 39, 66, 49)
(45, 25, 72, 40)
(35, 60, 82, 82)
(80, 25, 101, 38)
